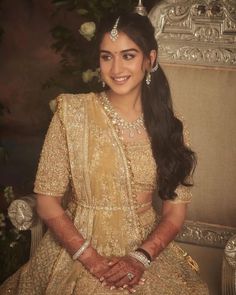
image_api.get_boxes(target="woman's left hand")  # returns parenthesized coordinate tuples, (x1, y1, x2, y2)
(100, 255, 146, 290)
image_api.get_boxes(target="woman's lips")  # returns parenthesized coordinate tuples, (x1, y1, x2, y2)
(111, 75, 130, 84)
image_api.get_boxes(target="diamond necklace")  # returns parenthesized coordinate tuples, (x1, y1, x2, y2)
(100, 92, 145, 138)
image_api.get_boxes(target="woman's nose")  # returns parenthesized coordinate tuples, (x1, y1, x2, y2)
(111, 57, 123, 75)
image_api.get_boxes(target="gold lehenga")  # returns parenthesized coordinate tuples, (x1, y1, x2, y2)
(0, 92, 209, 294)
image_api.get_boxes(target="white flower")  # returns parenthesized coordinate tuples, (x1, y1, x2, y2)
(49, 99, 57, 113)
(10, 241, 17, 248)
(82, 69, 98, 83)
(79, 22, 96, 41)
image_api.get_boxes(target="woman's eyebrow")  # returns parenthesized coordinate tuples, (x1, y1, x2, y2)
(100, 50, 111, 54)
(120, 48, 139, 53)
(100, 48, 139, 54)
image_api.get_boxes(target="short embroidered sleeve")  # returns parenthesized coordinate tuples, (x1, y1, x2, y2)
(34, 95, 70, 197)
(170, 185, 192, 204)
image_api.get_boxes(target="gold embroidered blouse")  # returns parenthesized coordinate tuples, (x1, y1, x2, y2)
(34, 92, 191, 203)
(0, 92, 209, 295)
(33, 91, 193, 253)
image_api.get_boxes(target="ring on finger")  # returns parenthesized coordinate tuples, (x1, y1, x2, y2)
(127, 272, 135, 281)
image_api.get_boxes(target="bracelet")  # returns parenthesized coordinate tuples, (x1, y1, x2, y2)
(128, 251, 151, 268)
(72, 239, 90, 260)
(136, 248, 152, 262)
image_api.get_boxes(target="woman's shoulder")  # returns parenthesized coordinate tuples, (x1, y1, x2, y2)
(57, 92, 97, 106)
(52, 92, 99, 113)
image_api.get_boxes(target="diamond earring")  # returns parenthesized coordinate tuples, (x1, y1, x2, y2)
(146, 72, 151, 85)
(151, 62, 159, 73)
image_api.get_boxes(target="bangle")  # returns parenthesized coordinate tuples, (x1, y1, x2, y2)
(72, 240, 90, 260)
(136, 248, 152, 262)
(128, 251, 151, 268)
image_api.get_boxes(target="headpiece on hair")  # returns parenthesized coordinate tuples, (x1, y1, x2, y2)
(110, 17, 120, 42)
(133, 0, 147, 16)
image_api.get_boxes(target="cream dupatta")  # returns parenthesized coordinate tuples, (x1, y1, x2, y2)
(0, 92, 208, 295)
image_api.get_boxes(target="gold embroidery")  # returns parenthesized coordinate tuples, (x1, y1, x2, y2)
(0, 92, 208, 295)
(34, 94, 72, 197)
(171, 185, 192, 204)
(77, 200, 152, 211)
(124, 141, 156, 194)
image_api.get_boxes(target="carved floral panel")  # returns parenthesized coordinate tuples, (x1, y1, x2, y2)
(149, 0, 236, 67)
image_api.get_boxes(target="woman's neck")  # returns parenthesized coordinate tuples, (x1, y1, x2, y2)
(106, 89, 142, 117)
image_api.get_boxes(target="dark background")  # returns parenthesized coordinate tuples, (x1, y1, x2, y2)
(0, 0, 159, 195)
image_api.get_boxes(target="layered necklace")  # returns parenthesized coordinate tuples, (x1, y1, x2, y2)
(100, 92, 145, 138)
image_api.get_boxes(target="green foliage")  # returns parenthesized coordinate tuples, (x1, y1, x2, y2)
(52, 0, 136, 20)
(46, 0, 138, 93)
(0, 187, 30, 284)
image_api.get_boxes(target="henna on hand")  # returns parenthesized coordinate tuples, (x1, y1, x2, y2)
(101, 256, 145, 288)
(79, 247, 112, 279)
(38, 203, 112, 280)
(141, 219, 180, 259)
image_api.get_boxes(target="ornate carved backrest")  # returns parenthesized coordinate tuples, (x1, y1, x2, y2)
(149, 0, 236, 240)
(149, 1, 236, 294)
(149, 0, 236, 67)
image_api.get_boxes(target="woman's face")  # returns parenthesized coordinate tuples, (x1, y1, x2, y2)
(99, 31, 154, 97)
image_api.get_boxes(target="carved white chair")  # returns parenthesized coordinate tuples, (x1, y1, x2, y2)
(8, 195, 44, 257)
(8, 1, 236, 294)
(149, 1, 236, 294)
(222, 235, 236, 295)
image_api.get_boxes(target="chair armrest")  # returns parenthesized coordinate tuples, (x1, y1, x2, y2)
(8, 194, 38, 230)
(8, 195, 44, 256)
(222, 234, 236, 295)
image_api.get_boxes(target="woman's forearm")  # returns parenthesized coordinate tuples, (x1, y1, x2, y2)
(140, 218, 180, 260)
(37, 195, 113, 279)
(140, 202, 187, 260)
(36, 195, 96, 262)
(41, 211, 85, 255)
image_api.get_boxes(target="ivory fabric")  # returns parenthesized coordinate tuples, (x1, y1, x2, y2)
(0, 92, 208, 294)
(162, 64, 236, 227)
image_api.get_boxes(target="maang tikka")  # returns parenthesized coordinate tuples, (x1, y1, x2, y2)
(110, 17, 120, 42)
(109, 0, 147, 42)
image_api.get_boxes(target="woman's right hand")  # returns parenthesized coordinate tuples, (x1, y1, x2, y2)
(80, 249, 143, 293)
(79, 247, 111, 279)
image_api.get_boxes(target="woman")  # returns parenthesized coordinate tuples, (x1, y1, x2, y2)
(0, 12, 209, 295)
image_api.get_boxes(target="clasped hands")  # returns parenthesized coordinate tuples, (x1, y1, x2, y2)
(100, 256, 146, 293)
(81, 248, 146, 293)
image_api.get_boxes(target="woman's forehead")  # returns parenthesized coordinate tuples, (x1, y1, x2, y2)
(99, 32, 141, 53)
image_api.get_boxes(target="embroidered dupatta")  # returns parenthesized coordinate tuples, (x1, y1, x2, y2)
(0, 92, 209, 295)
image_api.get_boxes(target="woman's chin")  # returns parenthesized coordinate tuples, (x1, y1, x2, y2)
(107, 84, 141, 97)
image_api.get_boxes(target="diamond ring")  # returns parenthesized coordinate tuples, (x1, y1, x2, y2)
(127, 272, 135, 281)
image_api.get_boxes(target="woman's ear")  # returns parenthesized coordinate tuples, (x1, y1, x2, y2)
(149, 50, 157, 68)
(144, 50, 157, 71)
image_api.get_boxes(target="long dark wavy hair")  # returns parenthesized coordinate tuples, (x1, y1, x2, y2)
(95, 13, 197, 200)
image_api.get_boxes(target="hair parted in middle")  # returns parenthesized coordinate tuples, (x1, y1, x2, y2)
(95, 12, 197, 201)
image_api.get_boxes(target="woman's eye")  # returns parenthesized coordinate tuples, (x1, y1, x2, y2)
(100, 54, 112, 61)
(123, 53, 135, 60)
